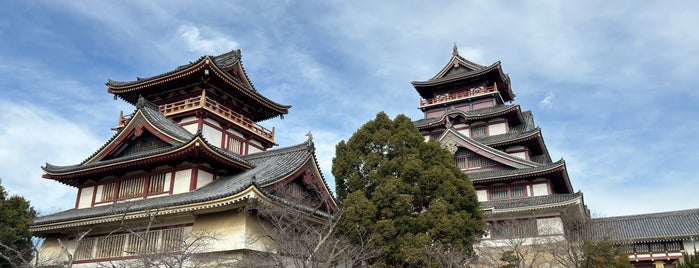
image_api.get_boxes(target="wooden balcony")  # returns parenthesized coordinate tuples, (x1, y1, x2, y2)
(420, 83, 498, 107)
(114, 91, 275, 143)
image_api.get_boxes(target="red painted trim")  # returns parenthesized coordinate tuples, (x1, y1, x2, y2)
(75, 187, 83, 209)
(169, 171, 176, 194)
(91, 186, 98, 207)
(190, 166, 199, 192)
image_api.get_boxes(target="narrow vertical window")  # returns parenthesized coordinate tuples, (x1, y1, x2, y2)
(101, 182, 117, 202)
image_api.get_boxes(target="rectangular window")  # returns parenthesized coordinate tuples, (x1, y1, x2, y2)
(514, 219, 537, 237)
(101, 182, 117, 202)
(471, 126, 487, 137)
(511, 185, 526, 198)
(468, 156, 482, 168)
(229, 137, 243, 154)
(76, 227, 185, 261)
(148, 173, 167, 194)
(454, 155, 467, 169)
(119, 176, 145, 199)
(490, 188, 508, 200)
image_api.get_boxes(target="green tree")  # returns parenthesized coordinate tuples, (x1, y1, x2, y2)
(580, 239, 633, 268)
(677, 247, 699, 268)
(0, 179, 37, 268)
(332, 112, 485, 267)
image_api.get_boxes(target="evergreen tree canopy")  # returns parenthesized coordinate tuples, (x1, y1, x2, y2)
(332, 112, 485, 267)
(0, 179, 36, 267)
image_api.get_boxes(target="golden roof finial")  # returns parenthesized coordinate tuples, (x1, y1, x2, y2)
(452, 43, 459, 56)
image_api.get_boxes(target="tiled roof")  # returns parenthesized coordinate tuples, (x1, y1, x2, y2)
(34, 140, 316, 226)
(43, 97, 250, 175)
(414, 104, 519, 128)
(106, 50, 242, 88)
(481, 192, 583, 211)
(589, 208, 699, 242)
(444, 128, 544, 169)
(468, 159, 565, 181)
(474, 127, 541, 146)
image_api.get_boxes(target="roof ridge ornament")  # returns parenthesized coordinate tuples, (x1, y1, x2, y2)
(452, 43, 459, 56)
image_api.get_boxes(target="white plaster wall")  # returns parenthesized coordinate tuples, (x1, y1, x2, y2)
(178, 116, 197, 123)
(204, 118, 221, 127)
(537, 217, 564, 235)
(532, 183, 549, 196)
(196, 170, 214, 189)
(684, 240, 699, 254)
(191, 212, 250, 251)
(78, 186, 94, 208)
(228, 129, 243, 138)
(509, 151, 527, 159)
(476, 190, 488, 202)
(95, 185, 104, 202)
(488, 122, 507, 136)
(173, 169, 192, 194)
(182, 124, 198, 135)
(202, 124, 222, 147)
(457, 129, 470, 137)
(424, 135, 430, 142)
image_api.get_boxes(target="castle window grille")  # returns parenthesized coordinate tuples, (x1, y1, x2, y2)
(490, 188, 508, 200)
(100, 182, 117, 202)
(468, 156, 482, 168)
(75, 237, 95, 260)
(511, 185, 526, 198)
(95, 234, 126, 258)
(119, 176, 145, 199)
(651, 242, 665, 252)
(471, 126, 487, 137)
(127, 230, 159, 255)
(666, 241, 682, 251)
(161, 228, 184, 252)
(454, 154, 468, 169)
(148, 173, 167, 194)
(229, 137, 243, 154)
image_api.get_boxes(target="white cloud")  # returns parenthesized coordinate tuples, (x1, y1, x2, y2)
(178, 25, 239, 55)
(539, 93, 554, 107)
(0, 101, 103, 214)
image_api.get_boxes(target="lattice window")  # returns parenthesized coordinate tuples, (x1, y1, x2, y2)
(229, 137, 243, 154)
(119, 177, 145, 199)
(511, 185, 526, 198)
(454, 152, 468, 169)
(75, 237, 95, 260)
(95, 234, 126, 258)
(471, 125, 487, 137)
(161, 228, 184, 252)
(127, 231, 159, 255)
(490, 188, 508, 200)
(101, 182, 117, 202)
(491, 219, 538, 239)
(149, 173, 167, 194)
(468, 156, 482, 168)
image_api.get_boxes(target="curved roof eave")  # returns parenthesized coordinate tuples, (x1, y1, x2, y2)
(440, 128, 543, 169)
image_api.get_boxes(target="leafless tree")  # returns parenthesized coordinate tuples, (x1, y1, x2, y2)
(239, 184, 379, 268)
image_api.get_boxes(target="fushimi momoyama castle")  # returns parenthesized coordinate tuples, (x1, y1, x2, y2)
(31, 50, 336, 266)
(412, 46, 699, 268)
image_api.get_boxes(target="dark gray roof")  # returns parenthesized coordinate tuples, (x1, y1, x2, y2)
(107, 50, 243, 88)
(414, 104, 520, 128)
(589, 208, 699, 243)
(43, 97, 250, 174)
(474, 127, 541, 146)
(444, 128, 544, 169)
(481, 192, 583, 210)
(468, 159, 565, 181)
(34, 141, 316, 226)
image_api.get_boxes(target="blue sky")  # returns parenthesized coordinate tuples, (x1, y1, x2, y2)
(1, 1, 697, 217)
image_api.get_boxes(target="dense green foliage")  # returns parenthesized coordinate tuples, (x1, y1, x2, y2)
(677, 248, 699, 268)
(0, 179, 36, 267)
(332, 112, 485, 267)
(580, 239, 633, 268)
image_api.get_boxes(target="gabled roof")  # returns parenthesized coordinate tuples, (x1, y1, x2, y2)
(411, 46, 515, 102)
(589, 208, 699, 243)
(481, 192, 584, 214)
(32, 140, 334, 231)
(440, 128, 543, 170)
(42, 98, 252, 186)
(107, 50, 290, 122)
(469, 159, 573, 194)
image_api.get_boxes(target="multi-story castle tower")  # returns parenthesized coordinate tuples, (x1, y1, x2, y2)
(31, 50, 335, 266)
(412, 46, 587, 247)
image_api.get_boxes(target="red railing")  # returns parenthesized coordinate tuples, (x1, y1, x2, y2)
(420, 84, 498, 107)
(113, 91, 275, 142)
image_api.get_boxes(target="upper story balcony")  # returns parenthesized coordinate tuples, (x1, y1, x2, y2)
(114, 91, 275, 143)
(420, 84, 498, 108)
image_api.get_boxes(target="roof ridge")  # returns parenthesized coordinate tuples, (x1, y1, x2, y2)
(593, 207, 699, 221)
